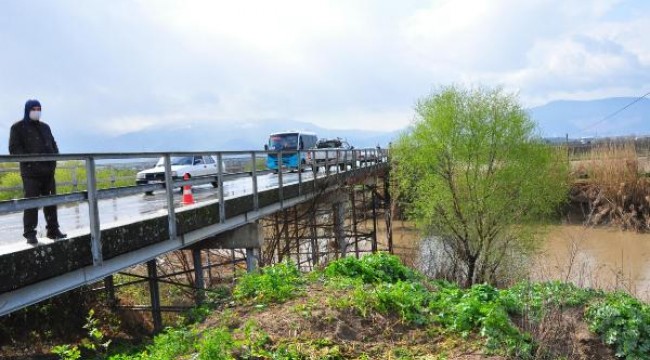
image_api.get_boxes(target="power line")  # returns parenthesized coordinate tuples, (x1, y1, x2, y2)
(578, 91, 650, 134)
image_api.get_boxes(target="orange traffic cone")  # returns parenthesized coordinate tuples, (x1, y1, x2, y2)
(182, 173, 195, 205)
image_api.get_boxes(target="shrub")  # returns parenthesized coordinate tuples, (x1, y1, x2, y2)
(233, 261, 303, 304)
(585, 292, 650, 359)
(324, 253, 418, 284)
(197, 327, 234, 360)
(429, 284, 534, 357)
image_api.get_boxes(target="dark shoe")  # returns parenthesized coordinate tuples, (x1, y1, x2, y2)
(46, 229, 67, 240)
(24, 233, 38, 245)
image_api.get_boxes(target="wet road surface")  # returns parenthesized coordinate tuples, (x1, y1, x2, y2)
(0, 171, 318, 253)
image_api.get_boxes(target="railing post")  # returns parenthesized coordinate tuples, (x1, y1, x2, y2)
(297, 150, 302, 195)
(86, 156, 102, 266)
(251, 151, 259, 211)
(278, 151, 284, 209)
(72, 166, 78, 192)
(325, 150, 330, 175)
(217, 153, 225, 223)
(110, 166, 116, 187)
(163, 154, 178, 242)
(336, 150, 340, 175)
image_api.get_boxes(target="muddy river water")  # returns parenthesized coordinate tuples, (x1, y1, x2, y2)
(388, 222, 650, 302)
(533, 225, 650, 301)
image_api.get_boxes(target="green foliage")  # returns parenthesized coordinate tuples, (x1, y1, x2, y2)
(428, 283, 533, 357)
(53, 309, 111, 360)
(324, 252, 418, 284)
(196, 327, 234, 360)
(0, 162, 137, 200)
(121, 327, 195, 360)
(0, 171, 23, 199)
(393, 85, 570, 286)
(81, 309, 112, 353)
(502, 281, 598, 319)
(371, 281, 432, 325)
(102, 252, 647, 360)
(52, 344, 81, 360)
(233, 260, 304, 304)
(585, 292, 650, 359)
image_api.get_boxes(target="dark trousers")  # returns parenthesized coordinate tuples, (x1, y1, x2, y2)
(22, 175, 59, 237)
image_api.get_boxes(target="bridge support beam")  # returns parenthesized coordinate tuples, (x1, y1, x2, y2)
(333, 201, 347, 257)
(384, 174, 393, 254)
(104, 275, 116, 308)
(371, 185, 378, 253)
(192, 249, 205, 304)
(147, 259, 163, 334)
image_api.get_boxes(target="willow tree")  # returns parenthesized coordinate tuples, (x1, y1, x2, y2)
(393, 86, 569, 287)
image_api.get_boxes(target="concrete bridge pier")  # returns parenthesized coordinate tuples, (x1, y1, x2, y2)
(245, 248, 259, 273)
(191, 221, 263, 274)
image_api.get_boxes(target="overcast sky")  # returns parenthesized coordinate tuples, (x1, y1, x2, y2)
(1, 0, 649, 139)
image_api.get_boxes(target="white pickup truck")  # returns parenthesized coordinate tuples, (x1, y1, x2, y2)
(310, 138, 355, 173)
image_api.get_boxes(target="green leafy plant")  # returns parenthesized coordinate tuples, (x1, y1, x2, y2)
(81, 309, 112, 353)
(52, 344, 81, 360)
(370, 281, 431, 325)
(324, 252, 418, 284)
(233, 260, 304, 304)
(428, 284, 534, 357)
(53, 309, 111, 360)
(197, 327, 234, 360)
(585, 292, 650, 359)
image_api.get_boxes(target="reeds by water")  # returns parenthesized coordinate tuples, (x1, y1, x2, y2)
(570, 141, 650, 231)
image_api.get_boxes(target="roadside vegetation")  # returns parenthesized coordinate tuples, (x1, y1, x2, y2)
(0, 161, 137, 200)
(52, 254, 648, 359)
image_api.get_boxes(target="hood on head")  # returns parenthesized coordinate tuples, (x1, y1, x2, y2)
(23, 99, 41, 121)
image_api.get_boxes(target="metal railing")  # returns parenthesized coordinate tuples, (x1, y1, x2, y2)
(0, 148, 388, 266)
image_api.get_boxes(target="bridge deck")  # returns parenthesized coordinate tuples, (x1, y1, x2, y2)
(0, 164, 387, 316)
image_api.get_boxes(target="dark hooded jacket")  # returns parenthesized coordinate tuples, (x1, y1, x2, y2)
(8, 100, 59, 177)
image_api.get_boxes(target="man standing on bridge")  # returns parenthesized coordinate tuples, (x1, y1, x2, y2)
(8, 99, 67, 244)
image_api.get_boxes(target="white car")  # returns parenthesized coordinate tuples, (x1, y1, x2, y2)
(136, 155, 225, 195)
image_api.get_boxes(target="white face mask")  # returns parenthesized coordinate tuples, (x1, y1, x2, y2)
(29, 110, 41, 121)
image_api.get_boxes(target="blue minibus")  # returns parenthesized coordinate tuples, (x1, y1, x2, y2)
(266, 131, 318, 172)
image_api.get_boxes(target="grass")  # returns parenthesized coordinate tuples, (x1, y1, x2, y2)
(0, 161, 138, 200)
(91, 253, 650, 360)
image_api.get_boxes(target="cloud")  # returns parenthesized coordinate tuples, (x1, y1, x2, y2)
(1, 0, 649, 152)
(398, 0, 649, 105)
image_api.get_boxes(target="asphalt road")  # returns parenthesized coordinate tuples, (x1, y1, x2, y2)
(0, 170, 319, 253)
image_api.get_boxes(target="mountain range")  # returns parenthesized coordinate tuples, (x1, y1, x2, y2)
(4, 97, 648, 154)
(528, 97, 650, 139)
(50, 119, 402, 153)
